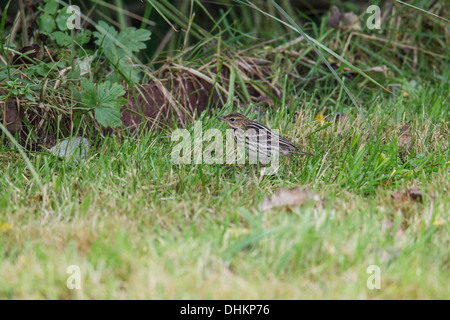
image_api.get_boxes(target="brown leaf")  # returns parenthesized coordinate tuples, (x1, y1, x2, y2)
(407, 188, 424, 202)
(391, 188, 434, 203)
(328, 6, 361, 31)
(342, 12, 362, 31)
(327, 5, 343, 29)
(259, 186, 318, 211)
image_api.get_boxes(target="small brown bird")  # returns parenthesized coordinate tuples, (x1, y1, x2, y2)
(217, 112, 313, 160)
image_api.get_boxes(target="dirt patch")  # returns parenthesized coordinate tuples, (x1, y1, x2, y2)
(1, 91, 23, 136)
(122, 74, 223, 132)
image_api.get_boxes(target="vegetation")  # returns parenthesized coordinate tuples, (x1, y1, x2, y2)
(0, 0, 448, 299)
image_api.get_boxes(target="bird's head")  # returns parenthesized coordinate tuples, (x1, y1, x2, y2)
(217, 113, 249, 130)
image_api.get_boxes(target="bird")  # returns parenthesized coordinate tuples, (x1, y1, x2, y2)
(217, 112, 313, 162)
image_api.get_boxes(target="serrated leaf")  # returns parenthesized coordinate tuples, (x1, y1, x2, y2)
(95, 107, 123, 128)
(80, 78, 127, 128)
(94, 21, 151, 55)
(80, 78, 97, 107)
(93, 21, 151, 81)
(74, 29, 92, 45)
(115, 28, 151, 54)
(37, 14, 56, 33)
(50, 31, 72, 46)
(96, 81, 127, 109)
(93, 21, 119, 49)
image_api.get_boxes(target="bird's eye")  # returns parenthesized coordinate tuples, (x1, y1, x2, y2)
(230, 118, 236, 122)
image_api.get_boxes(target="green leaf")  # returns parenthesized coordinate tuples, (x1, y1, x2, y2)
(93, 21, 151, 81)
(93, 21, 119, 49)
(80, 78, 127, 128)
(96, 81, 127, 109)
(50, 31, 72, 46)
(114, 27, 152, 54)
(43, 0, 59, 15)
(93, 21, 151, 55)
(95, 106, 123, 128)
(114, 59, 141, 83)
(25, 91, 36, 102)
(74, 29, 92, 45)
(55, 7, 73, 31)
(37, 14, 56, 34)
(80, 78, 97, 107)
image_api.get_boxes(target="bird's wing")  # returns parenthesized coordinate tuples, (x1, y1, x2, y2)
(247, 121, 296, 150)
(247, 121, 313, 156)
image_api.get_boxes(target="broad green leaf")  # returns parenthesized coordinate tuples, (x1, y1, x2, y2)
(55, 7, 73, 31)
(44, 0, 59, 15)
(93, 21, 119, 49)
(74, 29, 92, 45)
(36, 14, 56, 34)
(50, 31, 72, 46)
(115, 28, 151, 54)
(95, 107, 123, 128)
(93, 21, 151, 81)
(94, 21, 151, 54)
(80, 78, 97, 107)
(96, 81, 127, 109)
(80, 79, 127, 128)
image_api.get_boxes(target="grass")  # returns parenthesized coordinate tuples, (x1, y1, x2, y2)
(0, 0, 449, 299)
(1, 76, 448, 299)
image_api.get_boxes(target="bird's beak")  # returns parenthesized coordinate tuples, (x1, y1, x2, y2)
(217, 116, 226, 121)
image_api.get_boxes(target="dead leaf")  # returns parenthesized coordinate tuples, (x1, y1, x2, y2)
(391, 188, 415, 202)
(259, 186, 318, 211)
(225, 227, 250, 238)
(391, 188, 434, 203)
(328, 6, 361, 31)
(342, 12, 362, 31)
(408, 188, 424, 202)
(327, 5, 343, 29)
(314, 113, 328, 125)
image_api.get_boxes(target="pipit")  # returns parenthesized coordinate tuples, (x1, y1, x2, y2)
(217, 112, 313, 162)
